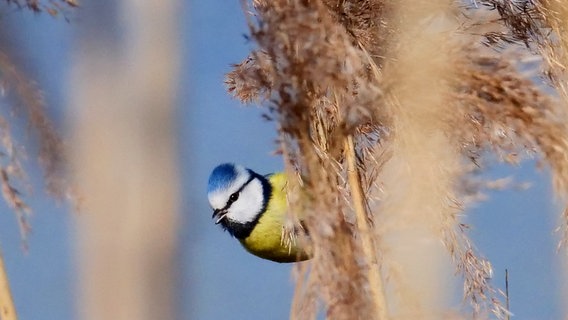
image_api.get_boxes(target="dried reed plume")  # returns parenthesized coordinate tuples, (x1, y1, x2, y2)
(0, 3, 79, 319)
(0, 51, 70, 240)
(3, 0, 77, 16)
(226, 0, 568, 319)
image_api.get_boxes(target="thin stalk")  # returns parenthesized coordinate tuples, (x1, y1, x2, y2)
(344, 135, 388, 319)
(505, 269, 510, 320)
(0, 250, 17, 320)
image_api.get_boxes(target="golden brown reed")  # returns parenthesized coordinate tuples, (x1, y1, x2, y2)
(464, 2, 568, 271)
(376, 0, 459, 318)
(226, 0, 568, 319)
(538, 1, 568, 316)
(234, 1, 388, 318)
(0, 249, 17, 320)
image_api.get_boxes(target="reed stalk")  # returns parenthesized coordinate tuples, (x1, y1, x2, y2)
(345, 135, 388, 319)
(0, 250, 17, 320)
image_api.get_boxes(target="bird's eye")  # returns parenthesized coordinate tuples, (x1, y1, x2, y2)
(229, 193, 239, 202)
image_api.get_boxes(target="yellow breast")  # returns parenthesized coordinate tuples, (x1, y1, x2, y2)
(239, 173, 310, 263)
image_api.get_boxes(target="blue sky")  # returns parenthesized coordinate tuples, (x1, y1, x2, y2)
(0, 1, 563, 319)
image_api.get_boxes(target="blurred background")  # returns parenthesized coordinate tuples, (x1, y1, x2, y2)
(0, 1, 563, 319)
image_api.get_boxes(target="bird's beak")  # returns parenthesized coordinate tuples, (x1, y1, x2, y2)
(212, 209, 227, 224)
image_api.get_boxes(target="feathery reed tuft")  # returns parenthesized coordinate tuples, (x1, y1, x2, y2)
(2, 0, 77, 16)
(227, 0, 568, 318)
(0, 51, 71, 240)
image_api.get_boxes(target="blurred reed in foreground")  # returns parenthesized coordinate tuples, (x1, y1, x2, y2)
(69, 1, 180, 319)
(226, 1, 568, 319)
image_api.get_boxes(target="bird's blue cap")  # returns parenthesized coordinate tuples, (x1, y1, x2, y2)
(207, 163, 239, 194)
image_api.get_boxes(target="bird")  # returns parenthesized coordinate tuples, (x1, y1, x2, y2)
(207, 163, 310, 263)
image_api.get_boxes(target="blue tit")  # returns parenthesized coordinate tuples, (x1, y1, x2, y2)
(207, 163, 310, 263)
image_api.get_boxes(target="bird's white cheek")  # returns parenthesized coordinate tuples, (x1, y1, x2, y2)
(226, 179, 264, 223)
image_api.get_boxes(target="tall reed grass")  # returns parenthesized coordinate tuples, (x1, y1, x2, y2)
(226, 1, 568, 318)
(69, 2, 180, 320)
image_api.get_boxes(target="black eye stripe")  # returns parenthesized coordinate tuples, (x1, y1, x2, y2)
(221, 174, 256, 210)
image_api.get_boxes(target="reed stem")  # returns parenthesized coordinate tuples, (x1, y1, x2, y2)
(345, 135, 388, 319)
(0, 250, 17, 320)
